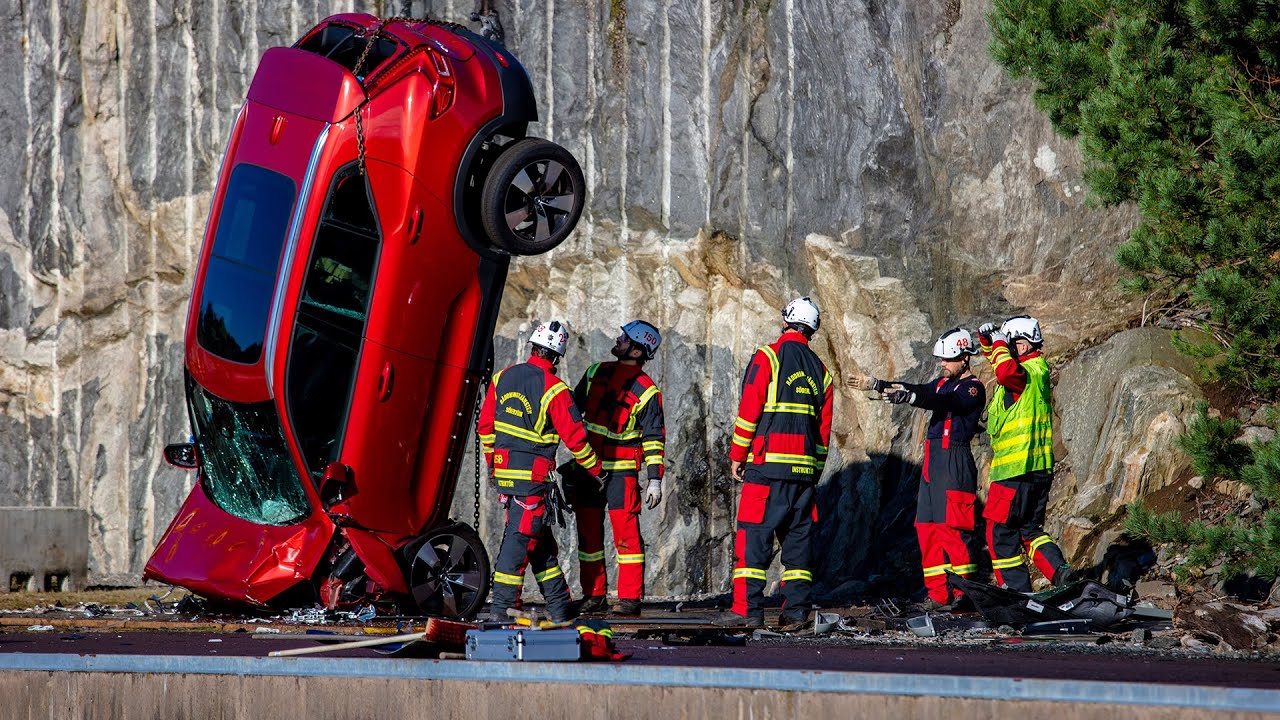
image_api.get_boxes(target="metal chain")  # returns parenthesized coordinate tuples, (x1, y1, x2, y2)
(349, 14, 470, 175)
(473, 374, 489, 532)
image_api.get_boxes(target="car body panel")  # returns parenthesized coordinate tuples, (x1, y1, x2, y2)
(147, 479, 335, 605)
(147, 14, 544, 611)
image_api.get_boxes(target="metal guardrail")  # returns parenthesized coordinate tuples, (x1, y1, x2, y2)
(0, 653, 1277, 714)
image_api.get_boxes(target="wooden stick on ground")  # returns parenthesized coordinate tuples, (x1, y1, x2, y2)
(267, 631, 426, 657)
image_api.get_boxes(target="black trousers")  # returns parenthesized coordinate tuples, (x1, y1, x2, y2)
(490, 494, 572, 621)
(984, 472, 1068, 592)
(731, 471, 815, 616)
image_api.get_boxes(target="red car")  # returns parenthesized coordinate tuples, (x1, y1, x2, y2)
(143, 14, 584, 619)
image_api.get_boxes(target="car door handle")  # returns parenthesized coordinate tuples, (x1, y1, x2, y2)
(406, 206, 423, 245)
(377, 362, 395, 401)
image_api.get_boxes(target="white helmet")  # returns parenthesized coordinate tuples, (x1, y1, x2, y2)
(530, 320, 569, 356)
(1000, 315, 1043, 345)
(622, 320, 662, 359)
(933, 327, 978, 360)
(782, 296, 821, 332)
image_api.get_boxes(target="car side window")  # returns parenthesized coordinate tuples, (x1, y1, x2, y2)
(285, 166, 381, 479)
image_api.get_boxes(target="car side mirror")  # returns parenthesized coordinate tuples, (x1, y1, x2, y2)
(163, 443, 198, 470)
(320, 462, 355, 509)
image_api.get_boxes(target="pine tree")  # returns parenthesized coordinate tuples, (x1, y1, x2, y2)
(989, 1, 1280, 577)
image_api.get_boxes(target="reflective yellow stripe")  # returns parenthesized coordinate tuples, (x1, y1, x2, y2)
(762, 453, 816, 466)
(578, 550, 604, 562)
(823, 372, 832, 391)
(921, 563, 952, 578)
(950, 564, 976, 575)
(991, 556, 1025, 570)
(493, 571, 523, 586)
(493, 468, 534, 480)
(577, 626, 614, 639)
(733, 567, 768, 581)
(570, 444, 597, 460)
(644, 456, 663, 466)
(781, 569, 812, 582)
(534, 382, 570, 435)
(602, 459, 637, 471)
(990, 446, 1053, 470)
(494, 420, 545, 443)
(1028, 535, 1054, 557)
(761, 346, 782, 407)
(734, 417, 757, 432)
(583, 420, 643, 441)
(732, 435, 751, 447)
(642, 441, 665, 452)
(479, 433, 496, 443)
(634, 385, 659, 413)
(534, 566, 563, 582)
(762, 402, 817, 416)
(618, 553, 645, 564)
(815, 445, 827, 454)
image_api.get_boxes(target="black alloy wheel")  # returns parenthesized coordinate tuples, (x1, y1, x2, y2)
(480, 137, 586, 255)
(405, 521, 490, 619)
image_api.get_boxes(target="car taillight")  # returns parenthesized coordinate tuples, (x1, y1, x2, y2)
(269, 115, 287, 145)
(429, 51, 455, 119)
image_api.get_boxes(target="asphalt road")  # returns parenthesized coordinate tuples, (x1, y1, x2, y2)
(3, 628, 1279, 690)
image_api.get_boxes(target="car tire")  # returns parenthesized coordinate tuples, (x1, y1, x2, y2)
(480, 137, 585, 255)
(405, 521, 491, 620)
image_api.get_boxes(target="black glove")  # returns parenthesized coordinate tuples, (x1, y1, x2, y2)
(884, 389, 915, 405)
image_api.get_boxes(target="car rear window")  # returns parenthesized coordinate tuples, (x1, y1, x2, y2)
(197, 164, 297, 364)
(296, 24, 400, 79)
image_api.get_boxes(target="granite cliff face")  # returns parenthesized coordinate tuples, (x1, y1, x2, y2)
(0, 0, 1195, 596)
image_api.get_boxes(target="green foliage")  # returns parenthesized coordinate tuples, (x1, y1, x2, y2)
(989, 0, 1280, 399)
(991, 0, 1280, 578)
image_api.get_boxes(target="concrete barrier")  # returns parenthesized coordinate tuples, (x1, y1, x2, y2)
(0, 654, 1277, 719)
(0, 508, 88, 592)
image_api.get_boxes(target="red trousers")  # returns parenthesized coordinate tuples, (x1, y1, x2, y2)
(917, 439, 978, 603)
(575, 471, 645, 600)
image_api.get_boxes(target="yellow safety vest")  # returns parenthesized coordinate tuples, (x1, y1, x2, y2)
(986, 355, 1053, 482)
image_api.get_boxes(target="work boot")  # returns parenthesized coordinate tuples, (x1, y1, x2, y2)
(776, 608, 810, 630)
(612, 599, 642, 616)
(484, 607, 511, 623)
(577, 595, 607, 614)
(1053, 565, 1076, 586)
(712, 610, 764, 627)
(915, 598, 950, 612)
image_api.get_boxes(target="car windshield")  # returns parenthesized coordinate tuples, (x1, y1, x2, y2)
(186, 374, 312, 525)
(197, 164, 297, 364)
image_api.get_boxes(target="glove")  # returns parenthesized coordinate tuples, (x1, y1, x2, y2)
(989, 329, 1008, 345)
(848, 375, 889, 393)
(978, 322, 996, 343)
(883, 386, 915, 405)
(644, 478, 662, 509)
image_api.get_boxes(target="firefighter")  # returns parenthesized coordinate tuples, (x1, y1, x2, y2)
(478, 320, 605, 623)
(977, 315, 1073, 592)
(849, 328, 985, 609)
(715, 297, 834, 628)
(570, 320, 666, 616)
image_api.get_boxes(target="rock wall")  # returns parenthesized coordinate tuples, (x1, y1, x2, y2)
(0, 0, 1193, 596)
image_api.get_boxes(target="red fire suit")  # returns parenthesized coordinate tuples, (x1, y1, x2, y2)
(571, 361, 665, 602)
(478, 354, 603, 621)
(728, 330, 833, 618)
(886, 375, 985, 603)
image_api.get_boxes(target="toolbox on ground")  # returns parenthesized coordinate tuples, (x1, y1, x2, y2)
(464, 628, 581, 661)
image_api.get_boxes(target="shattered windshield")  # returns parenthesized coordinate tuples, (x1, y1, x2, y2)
(186, 374, 312, 525)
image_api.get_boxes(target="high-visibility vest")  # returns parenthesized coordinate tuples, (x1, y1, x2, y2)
(986, 355, 1054, 482)
(489, 363, 572, 496)
(747, 343, 830, 482)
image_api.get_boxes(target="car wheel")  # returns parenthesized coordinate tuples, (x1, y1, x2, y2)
(480, 137, 585, 255)
(405, 521, 491, 619)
